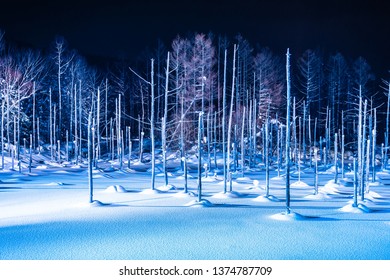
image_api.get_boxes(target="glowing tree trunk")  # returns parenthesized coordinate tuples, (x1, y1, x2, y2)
(127, 127, 132, 169)
(353, 157, 358, 207)
(222, 49, 227, 193)
(227, 44, 237, 192)
(334, 133, 338, 183)
(162, 52, 170, 186)
(285, 48, 292, 214)
(1, 95, 4, 169)
(241, 107, 246, 177)
(88, 111, 94, 203)
(29, 134, 32, 173)
(150, 59, 156, 190)
(265, 109, 270, 196)
(372, 108, 376, 182)
(197, 112, 204, 202)
(385, 82, 390, 169)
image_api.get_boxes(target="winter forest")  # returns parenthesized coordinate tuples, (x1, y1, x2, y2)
(1, 29, 390, 260)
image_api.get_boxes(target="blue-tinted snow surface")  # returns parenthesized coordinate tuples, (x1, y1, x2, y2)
(1, 164, 390, 260)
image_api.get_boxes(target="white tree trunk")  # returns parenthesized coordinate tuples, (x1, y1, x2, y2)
(222, 49, 228, 193)
(150, 59, 156, 190)
(88, 111, 93, 203)
(285, 48, 292, 213)
(227, 44, 237, 192)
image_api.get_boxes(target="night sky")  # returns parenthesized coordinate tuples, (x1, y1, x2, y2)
(0, 0, 388, 76)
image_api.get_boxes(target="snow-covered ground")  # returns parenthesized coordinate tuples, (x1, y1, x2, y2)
(1, 155, 390, 260)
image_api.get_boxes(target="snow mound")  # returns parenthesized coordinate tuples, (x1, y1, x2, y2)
(156, 172, 174, 177)
(104, 185, 127, 193)
(304, 193, 331, 200)
(89, 200, 108, 207)
(141, 188, 164, 194)
(212, 191, 243, 199)
(236, 177, 252, 183)
(326, 166, 337, 173)
(46, 182, 66, 186)
(185, 199, 213, 207)
(321, 180, 340, 193)
(291, 181, 310, 188)
(36, 165, 47, 169)
(252, 180, 260, 187)
(53, 170, 69, 174)
(365, 191, 383, 200)
(253, 195, 280, 202)
(339, 203, 373, 213)
(103, 166, 116, 172)
(173, 191, 197, 198)
(157, 184, 176, 191)
(270, 211, 308, 221)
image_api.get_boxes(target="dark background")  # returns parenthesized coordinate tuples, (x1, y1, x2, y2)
(0, 0, 388, 76)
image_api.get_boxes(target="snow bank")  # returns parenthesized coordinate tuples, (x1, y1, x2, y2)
(104, 185, 128, 193)
(185, 199, 213, 207)
(270, 211, 309, 221)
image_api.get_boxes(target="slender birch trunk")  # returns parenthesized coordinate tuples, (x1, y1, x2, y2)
(241, 107, 246, 177)
(150, 59, 156, 190)
(88, 111, 93, 203)
(285, 48, 292, 214)
(227, 44, 237, 192)
(162, 52, 170, 186)
(222, 49, 227, 193)
(197, 112, 203, 202)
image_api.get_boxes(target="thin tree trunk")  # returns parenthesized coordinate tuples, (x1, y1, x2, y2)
(385, 83, 390, 169)
(222, 49, 227, 193)
(341, 134, 345, 179)
(128, 127, 132, 169)
(105, 78, 108, 154)
(32, 82, 36, 150)
(74, 84, 78, 164)
(50, 88, 53, 161)
(97, 87, 101, 163)
(372, 108, 376, 182)
(285, 48, 292, 214)
(29, 134, 32, 173)
(197, 112, 203, 202)
(334, 133, 338, 183)
(162, 52, 170, 186)
(227, 44, 237, 192)
(37, 118, 40, 155)
(88, 111, 93, 203)
(150, 59, 156, 190)
(313, 147, 318, 194)
(365, 139, 370, 195)
(265, 109, 270, 196)
(353, 157, 358, 207)
(241, 107, 246, 177)
(1, 96, 4, 169)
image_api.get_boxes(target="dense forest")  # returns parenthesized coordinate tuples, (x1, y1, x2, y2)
(0, 30, 389, 180)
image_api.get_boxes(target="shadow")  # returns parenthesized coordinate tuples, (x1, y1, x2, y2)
(0, 186, 22, 191)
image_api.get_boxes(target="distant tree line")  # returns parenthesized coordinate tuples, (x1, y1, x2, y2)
(0, 29, 389, 173)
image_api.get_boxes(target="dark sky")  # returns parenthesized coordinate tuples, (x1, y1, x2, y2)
(0, 0, 388, 76)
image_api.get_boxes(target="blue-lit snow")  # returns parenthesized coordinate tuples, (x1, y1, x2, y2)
(1, 155, 390, 260)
